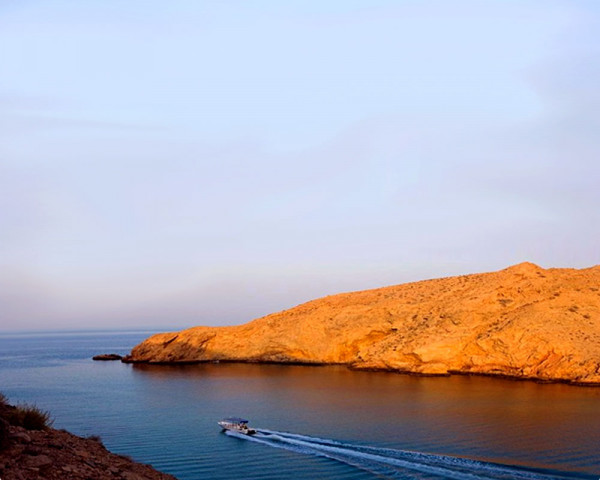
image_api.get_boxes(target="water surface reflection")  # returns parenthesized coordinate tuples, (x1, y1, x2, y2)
(130, 363, 600, 475)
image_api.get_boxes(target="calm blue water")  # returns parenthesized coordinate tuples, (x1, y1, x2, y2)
(0, 331, 598, 479)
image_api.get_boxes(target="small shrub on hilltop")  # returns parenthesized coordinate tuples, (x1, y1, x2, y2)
(0, 392, 54, 430)
(11, 404, 54, 430)
(87, 434, 104, 445)
(0, 392, 12, 449)
(0, 392, 11, 425)
(0, 393, 53, 449)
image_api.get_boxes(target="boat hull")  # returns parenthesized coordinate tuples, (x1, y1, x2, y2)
(218, 421, 256, 435)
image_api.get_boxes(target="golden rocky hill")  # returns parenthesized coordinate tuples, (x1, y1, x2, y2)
(125, 263, 600, 385)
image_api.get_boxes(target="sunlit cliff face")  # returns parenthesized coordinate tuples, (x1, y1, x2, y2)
(126, 263, 600, 385)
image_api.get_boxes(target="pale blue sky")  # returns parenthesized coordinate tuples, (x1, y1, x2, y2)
(1, 0, 599, 331)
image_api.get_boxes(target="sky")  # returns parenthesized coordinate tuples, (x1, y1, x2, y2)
(1, 0, 599, 331)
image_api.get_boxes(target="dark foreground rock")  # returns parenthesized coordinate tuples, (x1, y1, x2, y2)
(92, 353, 123, 361)
(0, 403, 177, 480)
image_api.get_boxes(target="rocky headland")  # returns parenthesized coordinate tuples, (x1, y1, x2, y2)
(0, 397, 177, 480)
(124, 263, 600, 385)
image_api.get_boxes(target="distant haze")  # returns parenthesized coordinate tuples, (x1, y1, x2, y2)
(1, 1, 599, 331)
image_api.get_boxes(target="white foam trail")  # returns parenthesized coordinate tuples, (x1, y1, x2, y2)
(225, 429, 581, 480)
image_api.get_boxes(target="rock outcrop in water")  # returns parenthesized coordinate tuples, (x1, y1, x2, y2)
(124, 263, 600, 385)
(92, 353, 123, 361)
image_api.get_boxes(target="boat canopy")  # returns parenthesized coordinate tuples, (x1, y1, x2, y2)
(221, 417, 249, 424)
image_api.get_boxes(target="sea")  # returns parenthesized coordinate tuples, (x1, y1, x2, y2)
(0, 330, 598, 480)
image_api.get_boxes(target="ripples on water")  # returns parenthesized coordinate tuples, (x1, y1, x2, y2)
(229, 429, 587, 479)
(1, 331, 598, 479)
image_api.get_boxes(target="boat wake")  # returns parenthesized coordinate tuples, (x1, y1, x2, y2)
(225, 429, 590, 479)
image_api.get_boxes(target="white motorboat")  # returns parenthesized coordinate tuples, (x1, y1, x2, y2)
(218, 417, 256, 435)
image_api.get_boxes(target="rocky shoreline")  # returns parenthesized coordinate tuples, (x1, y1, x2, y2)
(0, 398, 177, 480)
(123, 263, 600, 385)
